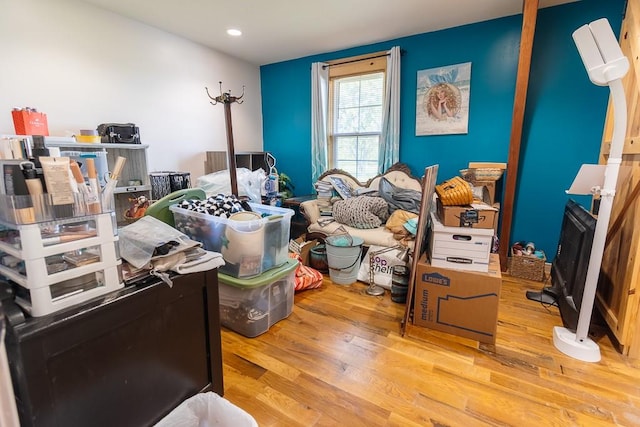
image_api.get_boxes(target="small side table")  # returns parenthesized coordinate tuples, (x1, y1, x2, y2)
(283, 195, 316, 239)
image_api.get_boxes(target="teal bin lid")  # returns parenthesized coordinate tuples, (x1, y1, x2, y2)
(218, 258, 298, 288)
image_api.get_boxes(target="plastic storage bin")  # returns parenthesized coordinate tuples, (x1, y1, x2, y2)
(171, 203, 293, 278)
(0, 212, 122, 316)
(218, 258, 297, 337)
(0, 192, 108, 225)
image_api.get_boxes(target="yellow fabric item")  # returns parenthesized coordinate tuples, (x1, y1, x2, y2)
(385, 209, 418, 243)
(385, 209, 418, 234)
(435, 176, 473, 206)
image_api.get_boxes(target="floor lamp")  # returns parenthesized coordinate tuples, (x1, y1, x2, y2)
(553, 18, 629, 362)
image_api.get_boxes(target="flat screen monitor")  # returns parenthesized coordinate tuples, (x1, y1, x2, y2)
(550, 199, 596, 331)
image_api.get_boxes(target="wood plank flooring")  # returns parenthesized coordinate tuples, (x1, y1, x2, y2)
(220, 273, 640, 426)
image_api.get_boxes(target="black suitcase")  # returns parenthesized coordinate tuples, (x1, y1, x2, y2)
(97, 123, 141, 144)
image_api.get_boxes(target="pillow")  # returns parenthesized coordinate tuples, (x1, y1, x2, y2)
(332, 196, 390, 229)
(379, 177, 422, 214)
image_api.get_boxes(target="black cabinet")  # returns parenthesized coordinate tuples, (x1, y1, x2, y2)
(3, 269, 223, 427)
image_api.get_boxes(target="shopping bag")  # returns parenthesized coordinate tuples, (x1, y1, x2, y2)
(357, 245, 408, 290)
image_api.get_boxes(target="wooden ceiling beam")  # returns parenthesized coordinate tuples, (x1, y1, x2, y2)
(498, 0, 539, 271)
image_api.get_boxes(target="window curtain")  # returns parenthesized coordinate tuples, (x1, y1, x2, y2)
(311, 62, 329, 182)
(379, 46, 401, 173)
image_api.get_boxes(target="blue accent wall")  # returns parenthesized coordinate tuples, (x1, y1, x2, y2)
(261, 0, 625, 260)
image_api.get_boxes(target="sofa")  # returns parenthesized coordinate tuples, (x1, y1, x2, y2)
(300, 163, 423, 247)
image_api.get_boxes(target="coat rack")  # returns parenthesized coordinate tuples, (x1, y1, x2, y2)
(206, 82, 244, 196)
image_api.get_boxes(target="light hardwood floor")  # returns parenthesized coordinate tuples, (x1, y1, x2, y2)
(220, 273, 640, 426)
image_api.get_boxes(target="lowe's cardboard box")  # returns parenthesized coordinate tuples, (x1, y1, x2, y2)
(413, 253, 502, 344)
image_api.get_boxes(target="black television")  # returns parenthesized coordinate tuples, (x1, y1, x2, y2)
(527, 199, 596, 331)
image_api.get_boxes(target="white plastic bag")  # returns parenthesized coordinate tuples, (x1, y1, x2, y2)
(357, 245, 409, 290)
(197, 168, 265, 202)
(118, 216, 201, 268)
(154, 392, 258, 427)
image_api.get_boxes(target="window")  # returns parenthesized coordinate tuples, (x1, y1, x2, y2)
(328, 53, 387, 182)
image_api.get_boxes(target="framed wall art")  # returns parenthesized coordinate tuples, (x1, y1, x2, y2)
(415, 62, 471, 136)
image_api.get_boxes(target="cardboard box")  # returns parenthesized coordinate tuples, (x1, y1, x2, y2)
(289, 235, 319, 266)
(475, 180, 496, 204)
(429, 212, 493, 273)
(436, 197, 498, 229)
(413, 253, 502, 344)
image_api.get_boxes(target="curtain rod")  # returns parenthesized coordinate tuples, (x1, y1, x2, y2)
(322, 52, 390, 69)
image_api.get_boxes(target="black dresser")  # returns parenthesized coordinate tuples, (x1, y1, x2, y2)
(2, 269, 223, 427)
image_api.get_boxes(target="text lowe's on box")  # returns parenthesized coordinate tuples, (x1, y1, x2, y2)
(413, 253, 502, 344)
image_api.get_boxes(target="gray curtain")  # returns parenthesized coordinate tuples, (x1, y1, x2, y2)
(379, 46, 401, 173)
(311, 62, 329, 182)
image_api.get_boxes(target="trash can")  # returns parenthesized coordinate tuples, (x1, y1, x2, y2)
(155, 392, 258, 427)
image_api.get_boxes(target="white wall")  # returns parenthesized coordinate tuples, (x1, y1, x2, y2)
(0, 0, 263, 179)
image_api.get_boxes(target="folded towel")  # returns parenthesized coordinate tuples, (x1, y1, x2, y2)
(173, 250, 225, 274)
(151, 248, 225, 287)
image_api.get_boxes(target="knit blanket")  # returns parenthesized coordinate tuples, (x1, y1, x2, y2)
(332, 196, 389, 229)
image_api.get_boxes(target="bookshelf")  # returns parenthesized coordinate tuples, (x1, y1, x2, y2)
(204, 151, 270, 174)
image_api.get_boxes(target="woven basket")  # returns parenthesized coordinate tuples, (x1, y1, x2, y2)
(460, 168, 504, 183)
(435, 176, 473, 206)
(509, 249, 546, 281)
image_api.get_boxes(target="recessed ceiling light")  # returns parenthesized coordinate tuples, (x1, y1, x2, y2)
(227, 29, 242, 37)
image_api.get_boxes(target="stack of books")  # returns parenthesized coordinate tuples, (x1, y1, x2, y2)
(314, 180, 334, 216)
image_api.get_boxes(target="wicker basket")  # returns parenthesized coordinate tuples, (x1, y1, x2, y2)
(509, 249, 546, 281)
(460, 168, 504, 183)
(435, 176, 473, 206)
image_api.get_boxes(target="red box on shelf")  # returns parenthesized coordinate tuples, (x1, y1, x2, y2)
(11, 109, 49, 136)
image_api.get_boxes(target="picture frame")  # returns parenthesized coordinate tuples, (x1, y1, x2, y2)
(401, 164, 439, 336)
(328, 176, 356, 199)
(416, 62, 471, 136)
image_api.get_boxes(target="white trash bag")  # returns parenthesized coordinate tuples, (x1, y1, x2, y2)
(197, 168, 265, 202)
(155, 392, 258, 427)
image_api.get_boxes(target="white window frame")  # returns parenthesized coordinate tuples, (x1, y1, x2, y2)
(327, 52, 387, 182)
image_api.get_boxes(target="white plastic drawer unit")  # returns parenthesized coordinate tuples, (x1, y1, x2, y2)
(428, 212, 493, 273)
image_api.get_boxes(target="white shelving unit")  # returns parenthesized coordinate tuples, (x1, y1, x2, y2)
(45, 140, 151, 225)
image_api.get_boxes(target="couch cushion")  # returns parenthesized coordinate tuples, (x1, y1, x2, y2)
(368, 169, 422, 193)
